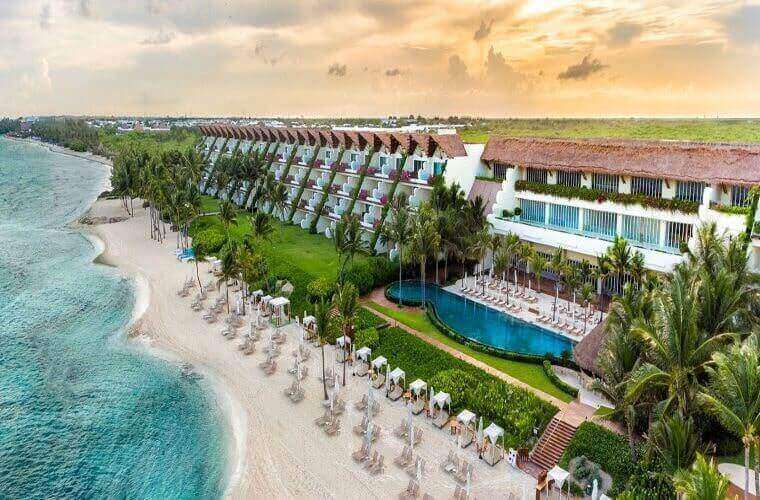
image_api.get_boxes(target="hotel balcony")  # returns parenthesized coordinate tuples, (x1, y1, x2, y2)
(408, 187, 428, 209)
(368, 186, 389, 205)
(338, 180, 356, 197)
(316, 172, 331, 190)
(361, 212, 376, 230)
(345, 160, 361, 174)
(409, 167, 433, 185)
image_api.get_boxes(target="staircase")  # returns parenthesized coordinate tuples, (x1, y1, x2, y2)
(526, 416, 578, 473)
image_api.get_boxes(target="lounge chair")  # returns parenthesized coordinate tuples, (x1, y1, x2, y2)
(441, 450, 457, 474)
(243, 343, 255, 356)
(433, 410, 449, 429)
(355, 362, 369, 377)
(394, 420, 407, 439)
(394, 445, 413, 467)
(325, 419, 341, 436)
(369, 454, 385, 475)
(355, 394, 368, 411)
(314, 410, 331, 427)
(353, 416, 369, 436)
(454, 462, 473, 484)
(388, 384, 403, 401)
(412, 398, 425, 415)
(352, 443, 370, 463)
(365, 450, 379, 469)
(398, 479, 419, 500)
(289, 389, 304, 403)
(459, 428, 473, 448)
(412, 427, 423, 445)
(372, 373, 386, 389)
(406, 457, 425, 478)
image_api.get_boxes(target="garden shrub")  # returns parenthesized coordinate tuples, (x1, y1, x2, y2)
(355, 327, 379, 351)
(429, 369, 477, 410)
(356, 308, 386, 330)
(559, 422, 636, 494)
(344, 256, 398, 295)
(542, 361, 579, 398)
(306, 277, 336, 303)
(192, 228, 226, 256)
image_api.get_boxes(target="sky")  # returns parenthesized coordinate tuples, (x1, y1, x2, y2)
(1, 0, 759, 118)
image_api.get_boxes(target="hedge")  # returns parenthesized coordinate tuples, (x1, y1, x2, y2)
(192, 228, 226, 256)
(559, 422, 636, 494)
(344, 256, 397, 295)
(374, 326, 557, 449)
(515, 180, 700, 214)
(542, 361, 579, 398)
(355, 327, 379, 351)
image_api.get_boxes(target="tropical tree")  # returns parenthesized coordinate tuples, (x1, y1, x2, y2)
(219, 201, 237, 238)
(528, 251, 548, 294)
(673, 453, 729, 500)
(218, 241, 241, 313)
(698, 333, 760, 500)
(313, 297, 333, 400)
(408, 204, 441, 308)
(333, 214, 367, 284)
(380, 203, 412, 304)
(250, 212, 274, 242)
(518, 242, 534, 292)
(333, 282, 359, 385)
(648, 414, 701, 478)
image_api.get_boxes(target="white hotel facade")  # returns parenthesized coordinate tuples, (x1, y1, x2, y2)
(198, 125, 760, 276)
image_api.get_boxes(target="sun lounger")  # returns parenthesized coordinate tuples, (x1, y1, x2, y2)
(398, 479, 419, 500)
(243, 343, 255, 356)
(352, 443, 370, 463)
(406, 457, 425, 478)
(289, 389, 304, 403)
(441, 450, 457, 473)
(459, 428, 473, 448)
(394, 419, 408, 439)
(394, 445, 413, 467)
(372, 373, 386, 389)
(388, 385, 403, 401)
(412, 398, 425, 415)
(325, 419, 341, 436)
(355, 363, 368, 377)
(314, 410, 331, 427)
(433, 411, 449, 429)
(369, 454, 384, 474)
(355, 394, 368, 411)
(454, 462, 473, 484)
(413, 427, 423, 445)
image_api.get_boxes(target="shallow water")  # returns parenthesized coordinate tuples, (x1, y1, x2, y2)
(0, 138, 227, 498)
(387, 281, 575, 358)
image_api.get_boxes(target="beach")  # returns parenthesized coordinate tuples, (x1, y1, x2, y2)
(83, 198, 536, 499)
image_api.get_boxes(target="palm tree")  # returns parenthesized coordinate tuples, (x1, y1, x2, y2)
(626, 271, 736, 417)
(698, 334, 760, 500)
(219, 201, 237, 238)
(606, 236, 636, 295)
(313, 297, 333, 400)
(333, 214, 367, 284)
(593, 253, 612, 321)
(518, 242, 534, 293)
(333, 282, 359, 385)
(528, 252, 548, 294)
(673, 453, 729, 500)
(648, 414, 701, 478)
(580, 282, 595, 333)
(380, 203, 412, 305)
(218, 242, 241, 313)
(408, 205, 441, 309)
(250, 212, 274, 242)
(269, 183, 288, 220)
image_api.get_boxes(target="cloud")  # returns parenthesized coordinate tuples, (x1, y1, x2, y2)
(447, 54, 470, 88)
(473, 19, 494, 41)
(558, 54, 608, 80)
(485, 46, 525, 88)
(605, 22, 643, 47)
(327, 63, 347, 77)
(39, 4, 51, 30)
(721, 5, 760, 45)
(76, 0, 93, 18)
(140, 29, 175, 45)
(385, 68, 401, 77)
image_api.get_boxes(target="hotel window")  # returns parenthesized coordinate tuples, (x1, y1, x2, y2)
(526, 167, 548, 184)
(592, 174, 619, 193)
(519, 199, 546, 225)
(664, 221, 693, 251)
(731, 185, 750, 207)
(379, 156, 388, 168)
(622, 215, 660, 247)
(303, 147, 311, 159)
(413, 159, 425, 173)
(675, 181, 705, 203)
(583, 209, 617, 240)
(548, 204, 580, 231)
(631, 177, 663, 198)
(350, 152, 359, 162)
(433, 161, 445, 176)
(492, 163, 509, 181)
(556, 171, 582, 188)
(325, 150, 332, 160)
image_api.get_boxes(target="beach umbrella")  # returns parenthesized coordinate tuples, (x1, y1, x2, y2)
(477, 417, 484, 450)
(465, 468, 471, 496)
(415, 458, 422, 482)
(409, 422, 415, 450)
(385, 363, 390, 394)
(591, 479, 599, 500)
(428, 388, 435, 415)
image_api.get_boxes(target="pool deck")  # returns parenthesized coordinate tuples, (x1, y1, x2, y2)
(444, 276, 601, 344)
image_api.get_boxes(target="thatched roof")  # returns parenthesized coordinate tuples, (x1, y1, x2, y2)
(573, 320, 607, 376)
(482, 136, 760, 186)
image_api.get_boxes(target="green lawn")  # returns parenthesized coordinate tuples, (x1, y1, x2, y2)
(200, 195, 220, 213)
(460, 118, 760, 144)
(366, 301, 574, 403)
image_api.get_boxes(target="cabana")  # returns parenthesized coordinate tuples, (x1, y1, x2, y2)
(336, 335, 351, 362)
(432, 392, 452, 428)
(409, 379, 427, 414)
(302, 315, 316, 340)
(482, 422, 505, 466)
(371, 356, 387, 389)
(456, 410, 477, 448)
(249, 289, 264, 305)
(355, 347, 371, 377)
(387, 367, 406, 401)
(269, 297, 291, 327)
(547, 465, 570, 497)
(260, 295, 273, 316)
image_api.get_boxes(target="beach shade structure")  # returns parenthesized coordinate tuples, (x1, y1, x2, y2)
(371, 356, 387, 389)
(355, 346, 371, 377)
(335, 335, 351, 363)
(260, 295, 273, 317)
(547, 465, 570, 498)
(302, 315, 316, 340)
(388, 367, 406, 401)
(482, 422, 505, 466)
(432, 392, 452, 428)
(250, 289, 264, 305)
(409, 379, 427, 414)
(428, 388, 435, 417)
(269, 297, 291, 327)
(476, 417, 484, 454)
(456, 410, 477, 448)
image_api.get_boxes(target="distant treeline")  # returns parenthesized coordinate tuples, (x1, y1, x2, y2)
(0, 118, 21, 134)
(31, 118, 100, 153)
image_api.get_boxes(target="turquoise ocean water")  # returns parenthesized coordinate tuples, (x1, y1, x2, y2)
(0, 138, 227, 498)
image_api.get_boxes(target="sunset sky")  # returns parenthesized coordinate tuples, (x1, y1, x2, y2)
(1, 0, 759, 118)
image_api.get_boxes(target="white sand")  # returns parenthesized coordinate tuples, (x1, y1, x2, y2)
(84, 199, 536, 499)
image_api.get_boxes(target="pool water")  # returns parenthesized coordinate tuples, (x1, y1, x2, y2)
(387, 281, 575, 358)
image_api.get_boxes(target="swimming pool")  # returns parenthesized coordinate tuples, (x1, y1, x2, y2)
(386, 281, 575, 359)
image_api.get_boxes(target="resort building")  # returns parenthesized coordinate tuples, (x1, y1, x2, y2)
(197, 125, 760, 275)
(480, 137, 760, 277)
(197, 124, 478, 254)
